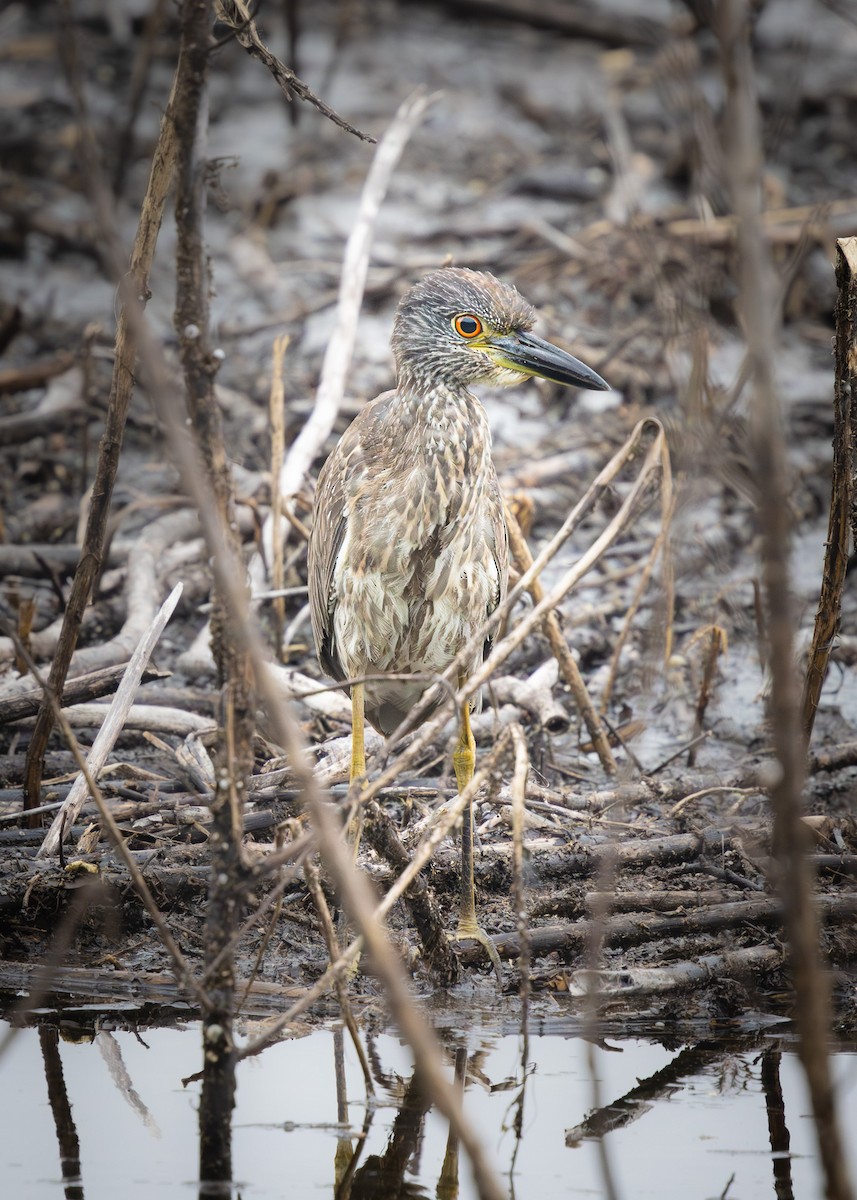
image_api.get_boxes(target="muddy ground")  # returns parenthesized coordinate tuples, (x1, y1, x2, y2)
(1, 0, 857, 1028)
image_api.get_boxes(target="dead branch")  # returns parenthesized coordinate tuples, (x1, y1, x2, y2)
(214, 0, 374, 143)
(565, 945, 783, 1000)
(801, 237, 857, 741)
(460, 894, 857, 963)
(0, 351, 76, 396)
(0, 366, 85, 441)
(0, 509, 202, 669)
(489, 661, 571, 734)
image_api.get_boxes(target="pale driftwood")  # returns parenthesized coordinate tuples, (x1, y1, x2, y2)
(470, 702, 527, 736)
(62, 703, 214, 737)
(490, 660, 571, 734)
(249, 88, 436, 599)
(38, 583, 183, 857)
(268, 664, 352, 720)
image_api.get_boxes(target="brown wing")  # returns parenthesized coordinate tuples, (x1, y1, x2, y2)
(485, 477, 509, 660)
(307, 391, 395, 682)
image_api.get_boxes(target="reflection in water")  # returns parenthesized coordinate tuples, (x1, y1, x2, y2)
(97, 1031, 161, 1135)
(565, 1039, 750, 1145)
(39, 1026, 84, 1200)
(762, 1048, 795, 1200)
(437, 1046, 467, 1200)
(347, 1064, 432, 1199)
(5, 1017, 854, 1198)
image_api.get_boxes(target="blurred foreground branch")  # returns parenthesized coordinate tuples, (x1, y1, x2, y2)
(718, 4, 853, 1198)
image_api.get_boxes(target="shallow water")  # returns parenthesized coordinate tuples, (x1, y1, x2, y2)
(4, 1011, 856, 1199)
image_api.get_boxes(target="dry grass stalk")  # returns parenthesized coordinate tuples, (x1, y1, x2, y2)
(598, 483, 675, 714)
(687, 624, 727, 767)
(509, 721, 531, 1142)
(303, 860, 375, 1095)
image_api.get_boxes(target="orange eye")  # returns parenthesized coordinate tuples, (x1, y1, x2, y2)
(454, 313, 483, 339)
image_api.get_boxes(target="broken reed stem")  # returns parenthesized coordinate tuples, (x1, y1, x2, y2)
(504, 504, 617, 774)
(718, 5, 853, 1199)
(268, 334, 290, 661)
(801, 237, 857, 743)
(583, 844, 620, 1200)
(23, 37, 179, 819)
(599, 449, 675, 714)
(172, 0, 254, 1186)
(303, 861, 375, 1096)
(235, 822, 296, 1014)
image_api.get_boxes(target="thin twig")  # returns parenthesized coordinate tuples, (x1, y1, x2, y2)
(214, 0, 374, 142)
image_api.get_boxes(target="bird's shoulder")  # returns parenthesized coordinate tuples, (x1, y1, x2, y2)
(320, 388, 399, 478)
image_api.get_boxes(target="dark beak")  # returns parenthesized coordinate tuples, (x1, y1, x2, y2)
(489, 330, 609, 391)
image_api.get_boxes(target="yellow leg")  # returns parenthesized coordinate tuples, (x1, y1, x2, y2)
(452, 696, 502, 980)
(348, 683, 366, 858)
(337, 684, 367, 979)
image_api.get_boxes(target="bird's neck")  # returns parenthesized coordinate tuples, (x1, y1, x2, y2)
(392, 379, 491, 468)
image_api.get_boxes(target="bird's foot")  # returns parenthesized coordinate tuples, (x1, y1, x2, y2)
(336, 909, 362, 980)
(450, 917, 503, 983)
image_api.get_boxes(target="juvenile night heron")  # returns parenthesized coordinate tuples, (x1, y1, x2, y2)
(308, 267, 608, 967)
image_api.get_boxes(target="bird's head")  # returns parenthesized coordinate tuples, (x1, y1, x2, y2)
(392, 266, 609, 395)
